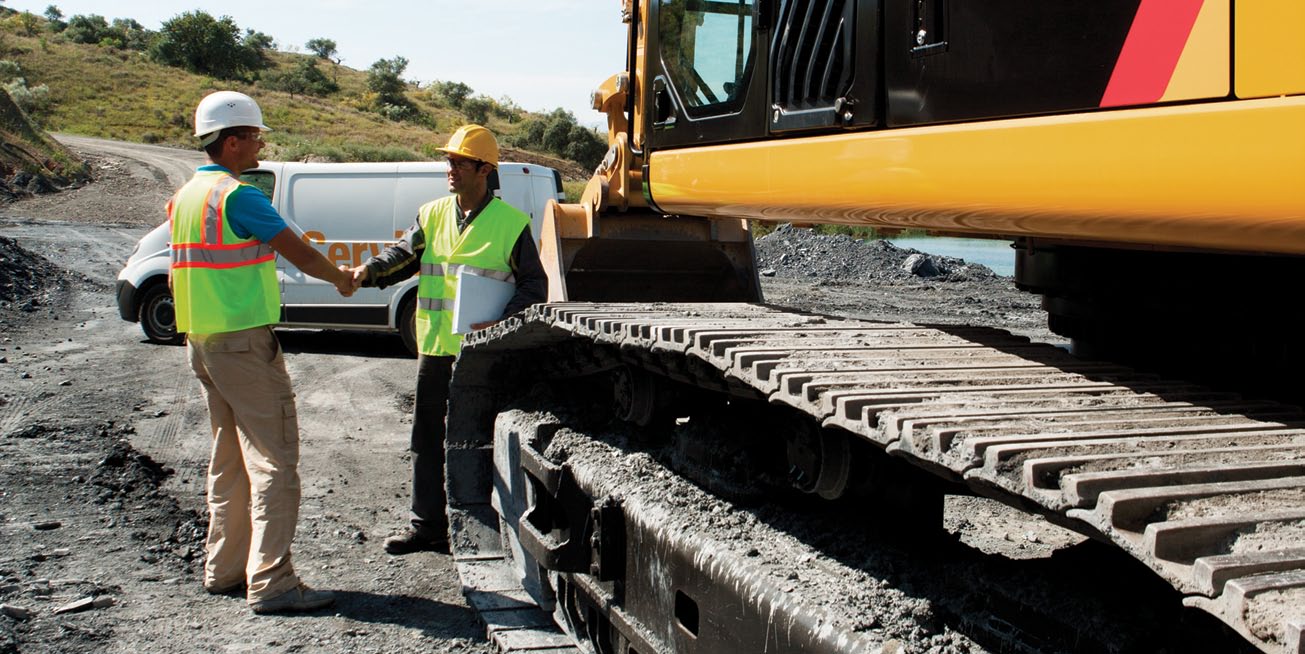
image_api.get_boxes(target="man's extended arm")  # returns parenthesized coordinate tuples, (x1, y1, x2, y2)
(267, 229, 354, 296)
(223, 183, 352, 296)
(350, 219, 423, 289)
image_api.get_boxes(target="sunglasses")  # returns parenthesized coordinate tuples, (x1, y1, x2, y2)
(445, 157, 484, 170)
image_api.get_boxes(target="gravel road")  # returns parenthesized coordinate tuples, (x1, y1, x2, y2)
(0, 137, 1185, 653)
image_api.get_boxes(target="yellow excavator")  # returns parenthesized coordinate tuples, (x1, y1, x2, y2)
(446, 1, 1305, 652)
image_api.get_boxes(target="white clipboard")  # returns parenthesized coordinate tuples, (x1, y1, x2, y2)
(452, 271, 515, 334)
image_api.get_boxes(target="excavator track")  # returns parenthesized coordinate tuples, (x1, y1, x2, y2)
(446, 303, 1305, 654)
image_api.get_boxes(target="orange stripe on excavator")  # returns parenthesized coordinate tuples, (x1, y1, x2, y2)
(1100, 0, 1204, 107)
(647, 96, 1305, 256)
(1159, 0, 1229, 102)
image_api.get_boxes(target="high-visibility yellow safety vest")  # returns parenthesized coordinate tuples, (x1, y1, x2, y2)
(416, 195, 529, 356)
(168, 170, 279, 334)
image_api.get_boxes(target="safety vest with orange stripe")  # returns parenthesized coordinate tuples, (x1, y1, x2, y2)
(168, 170, 279, 334)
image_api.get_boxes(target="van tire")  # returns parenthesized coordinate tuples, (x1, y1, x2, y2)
(399, 296, 418, 357)
(139, 283, 184, 345)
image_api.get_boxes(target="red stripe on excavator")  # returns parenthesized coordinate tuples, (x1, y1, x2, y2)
(1100, 0, 1204, 107)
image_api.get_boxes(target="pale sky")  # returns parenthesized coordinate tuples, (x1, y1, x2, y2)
(7, 0, 627, 126)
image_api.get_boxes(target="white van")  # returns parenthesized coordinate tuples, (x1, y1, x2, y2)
(115, 160, 564, 355)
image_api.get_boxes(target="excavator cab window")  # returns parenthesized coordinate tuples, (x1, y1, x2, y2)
(643, 0, 878, 151)
(658, 0, 755, 116)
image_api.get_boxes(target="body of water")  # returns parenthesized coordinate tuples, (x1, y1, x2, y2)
(888, 236, 1016, 277)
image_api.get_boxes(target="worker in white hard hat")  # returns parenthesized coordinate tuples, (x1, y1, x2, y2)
(170, 90, 355, 613)
(347, 124, 547, 554)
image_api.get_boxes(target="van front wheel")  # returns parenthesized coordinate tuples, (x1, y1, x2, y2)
(139, 283, 184, 345)
(399, 296, 418, 357)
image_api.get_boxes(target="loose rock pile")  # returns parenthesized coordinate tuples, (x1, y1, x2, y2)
(754, 224, 999, 283)
(0, 237, 71, 310)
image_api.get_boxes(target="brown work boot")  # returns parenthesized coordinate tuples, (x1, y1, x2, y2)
(383, 528, 448, 555)
(249, 584, 335, 614)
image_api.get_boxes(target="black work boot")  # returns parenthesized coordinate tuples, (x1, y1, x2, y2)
(383, 528, 448, 555)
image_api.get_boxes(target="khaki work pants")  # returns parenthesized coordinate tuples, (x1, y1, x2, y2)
(187, 326, 301, 602)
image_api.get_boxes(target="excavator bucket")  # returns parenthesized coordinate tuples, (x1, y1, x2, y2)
(539, 200, 762, 303)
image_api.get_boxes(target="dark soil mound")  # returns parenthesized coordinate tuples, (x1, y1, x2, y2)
(0, 236, 65, 303)
(0, 236, 83, 325)
(92, 440, 172, 499)
(755, 224, 999, 283)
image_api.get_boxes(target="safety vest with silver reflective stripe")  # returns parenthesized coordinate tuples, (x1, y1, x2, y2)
(416, 195, 529, 356)
(168, 170, 279, 334)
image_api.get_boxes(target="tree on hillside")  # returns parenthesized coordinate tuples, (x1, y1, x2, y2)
(462, 95, 494, 125)
(244, 28, 274, 63)
(430, 80, 473, 109)
(305, 38, 339, 64)
(150, 11, 266, 80)
(63, 13, 111, 44)
(109, 18, 152, 51)
(43, 6, 66, 32)
(63, 14, 151, 50)
(511, 108, 607, 169)
(42, 5, 65, 31)
(367, 56, 416, 120)
(367, 56, 408, 101)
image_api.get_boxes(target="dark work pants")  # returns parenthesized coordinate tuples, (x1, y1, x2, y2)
(410, 354, 455, 540)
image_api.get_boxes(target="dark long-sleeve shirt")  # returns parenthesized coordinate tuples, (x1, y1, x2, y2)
(362, 191, 547, 318)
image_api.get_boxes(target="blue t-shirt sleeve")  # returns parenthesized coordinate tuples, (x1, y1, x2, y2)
(225, 185, 288, 242)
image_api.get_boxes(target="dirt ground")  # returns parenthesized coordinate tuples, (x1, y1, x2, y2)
(0, 137, 1082, 653)
(0, 140, 493, 653)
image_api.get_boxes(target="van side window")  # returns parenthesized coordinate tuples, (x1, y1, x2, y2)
(242, 170, 276, 200)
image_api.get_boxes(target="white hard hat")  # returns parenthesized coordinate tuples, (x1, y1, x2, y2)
(194, 91, 270, 144)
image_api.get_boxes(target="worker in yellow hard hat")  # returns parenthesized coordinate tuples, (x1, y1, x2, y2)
(347, 125, 547, 554)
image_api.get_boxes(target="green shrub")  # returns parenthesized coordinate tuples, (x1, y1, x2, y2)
(64, 14, 111, 44)
(0, 60, 21, 83)
(509, 108, 606, 169)
(262, 57, 338, 97)
(366, 56, 416, 120)
(4, 78, 50, 114)
(429, 80, 471, 109)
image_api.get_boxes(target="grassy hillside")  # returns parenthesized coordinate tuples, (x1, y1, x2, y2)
(0, 18, 592, 187)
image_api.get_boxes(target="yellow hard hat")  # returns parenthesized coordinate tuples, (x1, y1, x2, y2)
(437, 124, 499, 168)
